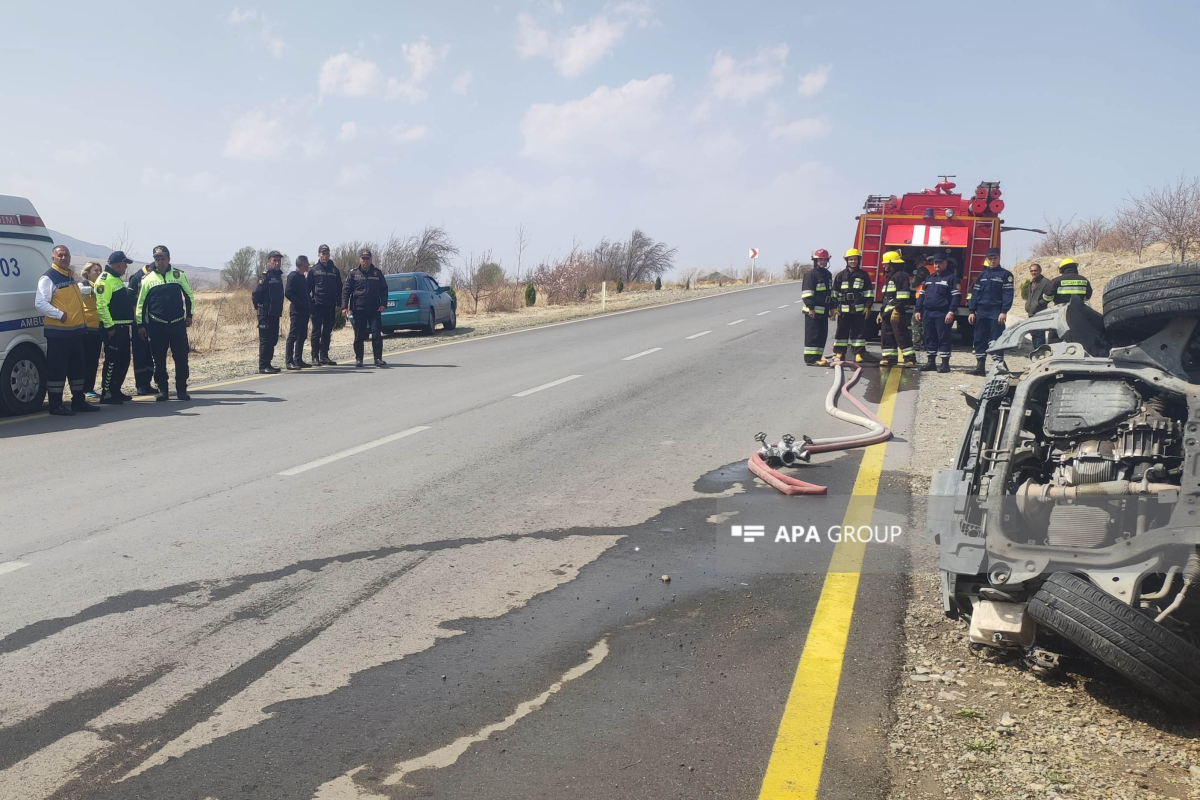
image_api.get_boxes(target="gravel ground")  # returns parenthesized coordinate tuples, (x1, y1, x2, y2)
(888, 343, 1200, 800)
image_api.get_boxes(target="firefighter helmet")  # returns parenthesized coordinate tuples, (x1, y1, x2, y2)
(1059, 257, 1078, 269)
(812, 248, 830, 260)
(844, 248, 861, 258)
(881, 251, 903, 264)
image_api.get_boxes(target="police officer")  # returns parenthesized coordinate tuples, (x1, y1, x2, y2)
(285, 255, 312, 370)
(967, 247, 1014, 375)
(1041, 257, 1093, 306)
(915, 253, 959, 373)
(800, 248, 833, 366)
(308, 244, 342, 365)
(252, 250, 286, 373)
(830, 248, 872, 363)
(341, 248, 388, 368)
(135, 245, 194, 401)
(95, 251, 135, 404)
(878, 251, 916, 367)
(126, 260, 156, 395)
(34, 246, 100, 416)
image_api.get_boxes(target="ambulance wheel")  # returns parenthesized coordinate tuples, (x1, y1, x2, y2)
(0, 344, 47, 416)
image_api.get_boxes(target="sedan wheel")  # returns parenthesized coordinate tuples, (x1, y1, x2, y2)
(422, 308, 436, 335)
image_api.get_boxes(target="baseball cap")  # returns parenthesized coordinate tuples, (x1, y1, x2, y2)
(985, 247, 1001, 258)
(267, 250, 283, 259)
(107, 250, 133, 265)
(931, 252, 948, 262)
(152, 245, 170, 258)
(359, 248, 372, 257)
(318, 244, 330, 253)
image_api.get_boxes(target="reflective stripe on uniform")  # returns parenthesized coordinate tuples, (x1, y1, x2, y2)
(801, 290, 814, 298)
(804, 347, 823, 355)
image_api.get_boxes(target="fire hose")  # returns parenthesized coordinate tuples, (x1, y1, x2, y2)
(748, 361, 893, 496)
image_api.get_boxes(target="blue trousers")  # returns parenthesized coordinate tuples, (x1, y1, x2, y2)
(972, 315, 1005, 356)
(923, 312, 952, 358)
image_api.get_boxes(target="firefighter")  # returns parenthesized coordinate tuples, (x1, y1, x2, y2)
(878, 251, 916, 367)
(34, 246, 99, 416)
(341, 248, 389, 368)
(308, 244, 342, 365)
(135, 245, 195, 401)
(252, 250, 286, 373)
(285, 255, 312, 370)
(831, 249, 872, 363)
(1041, 258, 1093, 306)
(914, 253, 959, 373)
(95, 251, 135, 404)
(801, 248, 833, 365)
(966, 247, 1014, 375)
(127, 261, 156, 395)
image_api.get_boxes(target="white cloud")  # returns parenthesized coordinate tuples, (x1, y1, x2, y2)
(262, 29, 285, 58)
(389, 124, 429, 144)
(223, 111, 288, 160)
(385, 77, 427, 104)
(336, 164, 373, 187)
(710, 45, 787, 101)
(520, 74, 673, 163)
(319, 53, 384, 98)
(227, 7, 256, 23)
(54, 140, 110, 165)
(338, 121, 361, 142)
(769, 116, 831, 140)
(451, 70, 472, 95)
(226, 8, 284, 58)
(433, 167, 592, 211)
(798, 64, 831, 98)
(516, 6, 646, 77)
(403, 39, 442, 83)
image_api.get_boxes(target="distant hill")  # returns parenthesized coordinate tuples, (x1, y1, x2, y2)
(49, 230, 222, 287)
(49, 229, 113, 260)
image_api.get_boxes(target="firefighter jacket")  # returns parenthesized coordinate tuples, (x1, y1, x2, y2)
(800, 266, 832, 314)
(252, 269, 285, 317)
(285, 270, 311, 316)
(341, 265, 388, 311)
(1041, 268, 1093, 305)
(881, 268, 914, 315)
(34, 264, 87, 338)
(832, 267, 872, 314)
(967, 265, 1014, 317)
(95, 267, 134, 327)
(136, 267, 195, 326)
(916, 270, 960, 314)
(307, 260, 343, 308)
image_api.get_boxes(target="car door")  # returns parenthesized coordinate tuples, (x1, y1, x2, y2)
(425, 276, 448, 321)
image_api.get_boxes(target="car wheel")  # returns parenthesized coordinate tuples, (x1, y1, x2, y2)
(422, 308, 436, 335)
(1027, 572, 1200, 712)
(1103, 262, 1200, 336)
(444, 305, 457, 331)
(0, 344, 47, 416)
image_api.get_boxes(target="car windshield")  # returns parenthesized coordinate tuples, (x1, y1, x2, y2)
(385, 274, 419, 291)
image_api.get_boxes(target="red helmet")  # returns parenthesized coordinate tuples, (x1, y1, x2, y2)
(812, 248, 830, 260)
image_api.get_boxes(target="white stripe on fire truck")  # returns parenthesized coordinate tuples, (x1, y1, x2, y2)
(911, 225, 926, 246)
(928, 226, 942, 245)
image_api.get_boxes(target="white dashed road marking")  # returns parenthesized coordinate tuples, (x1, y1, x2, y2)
(279, 427, 431, 476)
(685, 331, 712, 340)
(727, 319, 746, 326)
(512, 374, 583, 397)
(622, 348, 662, 361)
(0, 561, 30, 577)
(756, 310, 771, 316)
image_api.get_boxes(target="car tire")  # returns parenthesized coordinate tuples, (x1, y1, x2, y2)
(1027, 572, 1200, 713)
(444, 305, 457, 331)
(1102, 262, 1200, 335)
(0, 344, 47, 416)
(422, 308, 436, 335)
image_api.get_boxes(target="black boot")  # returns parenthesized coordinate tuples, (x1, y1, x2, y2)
(286, 361, 301, 371)
(322, 353, 337, 366)
(968, 357, 986, 376)
(47, 392, 74, 416)
(72, 394, 100, 413)
(100, 393, 123, 405)
(918, 354, 937, 372)
(937, 357, 951, 374)
(156, 386, 170, 401)
(176, 385, 191, 401)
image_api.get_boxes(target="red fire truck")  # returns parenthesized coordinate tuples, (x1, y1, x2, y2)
(851, 176, 1006, 332)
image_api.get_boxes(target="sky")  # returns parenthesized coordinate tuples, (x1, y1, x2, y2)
(3, 0, 1199, 276)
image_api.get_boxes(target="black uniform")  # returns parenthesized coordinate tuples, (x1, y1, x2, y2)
(252, 268, 285, 370)
(341, 264, 388, 364)
(1041, 267, 1093, 306)
(126, 265, 155, 393)
(307, 260, 343, 362)
(831, 267, 872, 360)
(879, 267, 915, 365)
(800, 265, 832, 364)
(285, 269, 311, 367)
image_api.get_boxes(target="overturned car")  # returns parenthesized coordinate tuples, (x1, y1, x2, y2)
(928, 263, 1200, 711)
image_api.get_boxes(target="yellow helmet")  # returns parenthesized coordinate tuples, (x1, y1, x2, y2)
(844, 248, 861, 258)
(1059, 257, 1078, 269)
(881, 250, 903, 264)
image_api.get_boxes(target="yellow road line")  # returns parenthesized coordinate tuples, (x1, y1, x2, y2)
(757, 366, 902, 800)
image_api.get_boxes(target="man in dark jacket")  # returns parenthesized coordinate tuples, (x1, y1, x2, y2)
(252, 251, 286, 374)
(915, 254, 959, 373)
(285, 256, 312, 370)
(800, 248, 833, 366)
(95, 251, 135, 404)
(135, 245, 195, 401)
(878, 251, 916, 367)
(967, 247, 1014, 375)
(1025, 262, 1050, 347)
(830, 249, 872, 363)
(341, 248, 388, 368)
(307, 244, 342, 365)
(1041, 258, 1093, 306)
(126, 262, 156, 395)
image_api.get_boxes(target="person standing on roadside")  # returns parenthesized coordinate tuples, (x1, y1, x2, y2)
(966, 247, 1014, 375)
(252, 250, 286, 374)
(136, 245, 195, 401)
(1042, 258, 1093, 306)
(285, 255, 312, 370)
(95, 251, 135, 404)
(127, 261, 156, 395)
(341, 248, 388, 368)
(35, 246, 99, 416)
(878, 251, 916, 367)
(800, 248, 833, 366)
(79, 262, 104, 401)
(308, 244, 342, 365)
(1025, 262, 1050, 347)
(914, 253, 959, 373)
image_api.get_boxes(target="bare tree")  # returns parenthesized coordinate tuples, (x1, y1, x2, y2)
(620, 229, 676, 283)
(1127, 175, 1200, 262)
(1033, 215, 1082, 257)
(451, 249, 494, 313)
(783, 260, 809, 280)
(111, 224, 135, 259)
(1113, 203, 1155, 260)
(1077, 215, 1110, 252)
(514, 223, 529, 283)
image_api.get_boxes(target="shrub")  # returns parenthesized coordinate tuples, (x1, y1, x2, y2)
(654, 276, 662, 290)
(616, 278, 624, 293)
(1019, 279, 1030, 300)
(485, 283, 523, 313)
(525, 283, 536, 306)
(446, 286, 457, 306)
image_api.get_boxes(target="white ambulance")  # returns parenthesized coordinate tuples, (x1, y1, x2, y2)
(0, 195, 51, 415)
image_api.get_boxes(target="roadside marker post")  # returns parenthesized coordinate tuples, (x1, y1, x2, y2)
(749, 248, 759, 284)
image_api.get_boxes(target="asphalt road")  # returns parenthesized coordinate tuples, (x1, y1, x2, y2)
(0, 284, 919, 800)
